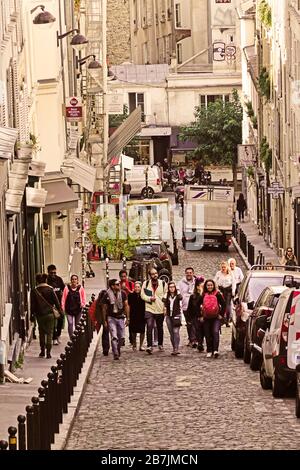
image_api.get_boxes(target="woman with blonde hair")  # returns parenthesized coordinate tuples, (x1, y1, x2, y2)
(228, 258, 244, 294)
(214, 262, 236, 326)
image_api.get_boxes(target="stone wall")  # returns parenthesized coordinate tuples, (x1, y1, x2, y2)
(107, 0, 131, 65)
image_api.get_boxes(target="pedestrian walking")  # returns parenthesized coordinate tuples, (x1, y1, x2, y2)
(30, 273, 62, 359)
(102, 279, 129, 360)
(214, 262, 236, 326)
(199, 280, 226, 358)
(228, 258, 244, 294)
(141, 268, 168, 354)
(163, 282, 182, 355)
(61, 274, 86, 339)
(128, 281, 146, 351)
(236, 193, 247, 222)
(178, 267, 196, 347)
(47, 264, 65, 345)
(281, 247, 298, 271)
(119, 269, 135, 295)
(186, 276, 205, 352)
(89, 289, 110, 356)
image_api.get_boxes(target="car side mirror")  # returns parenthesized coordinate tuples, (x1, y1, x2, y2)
(247, 301, 255, 310)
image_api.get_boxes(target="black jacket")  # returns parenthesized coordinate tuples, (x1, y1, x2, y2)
(187, 293, 202, 319)
(163, 294, 182, 317)
(47, 275, 65, 302)
(31, 284, 61, 318)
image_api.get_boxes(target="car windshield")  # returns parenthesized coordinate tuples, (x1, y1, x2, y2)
(246, 277, 287, 303)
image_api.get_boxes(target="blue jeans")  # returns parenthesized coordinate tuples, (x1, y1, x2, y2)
(166, 316, 180, 351)
(145, 312, 164, 347)
(67, 312, 82, 339)
(107, 316, 125, 357)
(203, 318, 221, 353)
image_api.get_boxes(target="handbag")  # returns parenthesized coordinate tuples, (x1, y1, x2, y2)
(171, 316, 182, 327)
(35, 288, 61, 319)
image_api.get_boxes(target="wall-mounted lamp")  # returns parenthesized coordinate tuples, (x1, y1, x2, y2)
(57, 29, 88, 52)
(56, 211, 67, 220)
(107, 68, 117, 81)
(31, 4, 56, 26)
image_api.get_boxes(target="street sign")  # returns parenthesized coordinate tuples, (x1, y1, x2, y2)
(65, 97, 83, 122)
(267, 181, 285, 198)
(108, 93, 124, 114)
(238, 144, 256, 167)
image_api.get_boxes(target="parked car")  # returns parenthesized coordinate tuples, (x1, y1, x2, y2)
(243, 285, 286, 369)
(129, 240, 173, 282)
(125, 165, 162, 198)
(260, 287, 300, 399)
(231, 266, 300, 359)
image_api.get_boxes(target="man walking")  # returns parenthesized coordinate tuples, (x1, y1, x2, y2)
(178, 267, 196, 347)
(141, 269, 167, 354)
(47, 264, 65, 345)
(103, 279, 129, 360)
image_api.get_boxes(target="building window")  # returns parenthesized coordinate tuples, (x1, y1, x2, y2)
(177, 43, 182, 64)
(175, 3, 181, 27)
(129, 92, 145, 122)
(124, 138, 150, 165)
(199, 94, 230, 108)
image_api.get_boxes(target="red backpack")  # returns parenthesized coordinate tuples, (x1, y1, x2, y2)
(202, 292, 220, 319)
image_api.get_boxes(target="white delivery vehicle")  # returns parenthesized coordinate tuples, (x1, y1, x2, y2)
(124, 165, 162, 198)
(182, 185, 234, 251)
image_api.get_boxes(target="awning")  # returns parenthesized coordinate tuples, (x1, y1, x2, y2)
(107, 107, 142, 165)
(42, 180, 79, 213)
(61, 158, 96, 193)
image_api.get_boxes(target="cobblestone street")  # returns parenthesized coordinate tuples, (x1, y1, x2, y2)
(65, 247, 300, 450)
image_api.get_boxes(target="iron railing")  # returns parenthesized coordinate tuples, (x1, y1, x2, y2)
(232, 221, 264, 267)
(0, 296, 95, 451)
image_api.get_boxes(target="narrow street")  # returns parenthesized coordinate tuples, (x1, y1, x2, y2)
(65, 247, 300, 451)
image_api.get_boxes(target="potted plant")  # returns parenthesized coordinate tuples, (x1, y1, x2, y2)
(17, 133, 41, 159)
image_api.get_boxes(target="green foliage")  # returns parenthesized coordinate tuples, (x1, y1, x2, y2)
(259, 0, 272, 29)
(14, 352, 24, 369)
(89, 213, 142, 260)
(245, 101, 258, 130)
(247, 166, 255, 179)
(109, 105, 129, 129)
(260, 137, 272, 171)
(258, 67, 271, 101)
(180, 89, 243, 168)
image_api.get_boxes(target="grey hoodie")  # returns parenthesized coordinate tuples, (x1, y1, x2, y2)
(178, 277, 195, 311)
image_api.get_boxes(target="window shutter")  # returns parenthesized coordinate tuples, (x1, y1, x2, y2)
(11, 58, 20, 136)
(7, 63, 14, 128)
(23, 83, 30, 142)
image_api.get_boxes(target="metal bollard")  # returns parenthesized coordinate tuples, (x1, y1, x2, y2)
(41, 380, 50, 449)
(17, 415, 26, 450)
(0, 440, 8, 450)
(56, 359, 64, 423)
(31, 397, 40, 450)
(25, 405, 35, 450)
(65, 345, 73, 402)
(38, 387, 50, 450)
(59, 353, 68, 413)
(8, 426, 17, 450)
(51, 366, 60, 434)
(47, 373, 56, 444)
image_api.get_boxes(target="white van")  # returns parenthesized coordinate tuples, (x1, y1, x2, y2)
(124, 165, 162, 198)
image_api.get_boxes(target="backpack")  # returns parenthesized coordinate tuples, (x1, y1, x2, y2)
(65, 285, 81, 316)
(202, 292, 219, 319)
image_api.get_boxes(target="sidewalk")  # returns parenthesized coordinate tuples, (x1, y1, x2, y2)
(233, 219, 280, 269)
(0, 260, 105, 444)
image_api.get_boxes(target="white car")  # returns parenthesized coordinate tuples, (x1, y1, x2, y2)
(125, 165, 162, 198)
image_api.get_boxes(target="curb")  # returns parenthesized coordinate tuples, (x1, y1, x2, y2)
(232, 236, 251, 270)
(51, 331, 100, 450)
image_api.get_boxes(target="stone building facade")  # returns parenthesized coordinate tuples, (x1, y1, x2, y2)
(107, 0, 131, 65)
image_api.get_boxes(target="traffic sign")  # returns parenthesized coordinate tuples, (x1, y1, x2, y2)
(267, 181, 284, 197)
(238, 144, 256, 167)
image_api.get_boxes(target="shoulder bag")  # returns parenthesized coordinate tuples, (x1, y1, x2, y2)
(35, 288, 61, 319)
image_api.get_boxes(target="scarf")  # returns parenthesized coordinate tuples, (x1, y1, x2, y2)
(107, 288, 123, 313)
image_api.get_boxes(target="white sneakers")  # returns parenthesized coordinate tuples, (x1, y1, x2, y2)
(206, 351, 219, 358)
(206, 352, 213, 358)
(214, 351, 219, 358)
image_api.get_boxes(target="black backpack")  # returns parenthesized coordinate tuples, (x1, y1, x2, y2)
(65, 285, 81, 316)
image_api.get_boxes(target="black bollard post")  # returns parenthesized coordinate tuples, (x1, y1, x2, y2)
(47, 372, 56, 444)
(8, 426, 17, 450)
(56, 359, 64, 423)
(31, 397, 40, 450)
(68, 340, 76, 391)
(64, 346, 72, 403)
(26, 405, 35, 450)
(41, 380, 50, 449)
(59, 353, 68, 413)
(17, 415, 26, 450)
(51, 366, 60, 434)
(0, 440, 8, 450)
(38, 387, 50, 450)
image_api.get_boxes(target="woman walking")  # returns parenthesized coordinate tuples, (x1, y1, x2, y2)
(199, 280, 226, 358)
(186, 277, 205, 351)
(128, 281, 146, 351)
(62, 274, 86, 339)
(30, 273, 62, 359)
(228, 258, 244, 294)
(236, 193, 247, 222)
(214, 262, 236, 326)
(163, 282, 182, 355)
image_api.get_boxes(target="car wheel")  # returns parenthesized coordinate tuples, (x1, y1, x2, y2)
(234, 330, 244, 359)
(296, 376, 300, 418)
(243, 336, 251, 364)
(260, 364, 272, 390)
(272, 369, 286, 398)
(141, 187, 154, 199)
(231, 330, 236, 351)
(250, 350, 262, 371)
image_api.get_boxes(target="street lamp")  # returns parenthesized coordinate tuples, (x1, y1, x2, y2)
(77, 54, 102, 79)
(30, 4, 56, 25)
(57, 29, 88, 52)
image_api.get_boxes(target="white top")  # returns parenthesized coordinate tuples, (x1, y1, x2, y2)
(214, 271, 236, 295)
(169, 296, 176, 315)
(230, 266, 244, 284)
